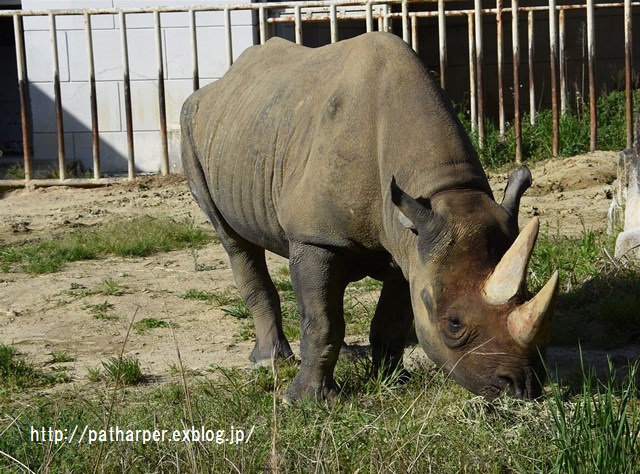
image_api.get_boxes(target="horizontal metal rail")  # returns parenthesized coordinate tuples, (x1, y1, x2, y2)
(0, 0, 638, 188)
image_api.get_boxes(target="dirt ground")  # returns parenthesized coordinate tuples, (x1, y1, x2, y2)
(0, 151, 630, 388)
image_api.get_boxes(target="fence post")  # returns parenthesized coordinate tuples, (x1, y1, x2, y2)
(625, 0, 633, 149)
(474, 0, 484, 148)
(587, 0, 597, 151)
(528, 10, 535, 125)
(438, 0, 446, 90)
(119, 11, 135, 180)
(49, 13, 66, 180)
(549, 0, 560, 157)
(512, 0, 522, 164)
(190, 9, 200, 91)
(155, 10, 169, 176)
(13, 14, 32, 182)
(84, 13, 100, 179)
(496, 0, 505, 137)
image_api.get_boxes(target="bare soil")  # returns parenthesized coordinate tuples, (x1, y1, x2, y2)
(0, 151, 633, 388)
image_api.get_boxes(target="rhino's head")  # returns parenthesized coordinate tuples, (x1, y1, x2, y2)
(391, 167, 558, 399)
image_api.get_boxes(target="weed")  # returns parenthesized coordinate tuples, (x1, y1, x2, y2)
(86, 366, 103, 382)
(49, 352, 74, 364)
(83, 301, 117, 321)
(0, 217, 214, 274)
(0, 344, 35, 389)
(134, 317, 173, 333)
(548, 358, 640, 474)
(102, 356, 143, 386)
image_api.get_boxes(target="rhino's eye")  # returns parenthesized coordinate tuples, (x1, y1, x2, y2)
(448, 316, 463, 332)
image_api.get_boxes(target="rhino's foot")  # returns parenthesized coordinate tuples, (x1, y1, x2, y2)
(249, 340, 295, 368)
(283, 368, 339, 404)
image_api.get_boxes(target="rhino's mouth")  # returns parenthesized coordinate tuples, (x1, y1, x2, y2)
(483, 369, 543, 400)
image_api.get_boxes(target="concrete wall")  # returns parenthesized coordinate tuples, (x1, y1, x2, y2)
(22, 0, 256, 174)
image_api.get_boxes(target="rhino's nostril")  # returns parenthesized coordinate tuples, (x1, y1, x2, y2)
(498, 376, 525, 398)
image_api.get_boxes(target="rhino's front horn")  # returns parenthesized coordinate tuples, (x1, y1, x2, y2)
(483, 217, 540, 305)
(507, 271, 559, 348)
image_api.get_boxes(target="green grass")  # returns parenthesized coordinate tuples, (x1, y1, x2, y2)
(133, 317, 173, 333)
(83, 301, 117, 321)
(462, 89, 640, 169)
(0, 216, 214, 274)
(529, 228, 640, 348)
(102, 356, 143, 386)
(1, 196, 640, 471)
(548, 358, 640, 474)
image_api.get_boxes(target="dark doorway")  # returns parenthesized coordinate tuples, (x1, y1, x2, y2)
(0, 6, 22, 157)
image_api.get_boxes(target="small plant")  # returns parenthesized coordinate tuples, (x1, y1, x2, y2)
(0, 344, 35, 388)
(182, 288, 251, 319)
(86, 365, 104, 382)
(49, 351, 73, 364)
(102, 356, 143, 385)
(134, 317, 173, 333)
(84, 301, 117, 320)
(3, 163, 25, 180)
(99, 277, 129, 296)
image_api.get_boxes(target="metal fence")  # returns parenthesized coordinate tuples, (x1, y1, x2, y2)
(0, 0, 638, 188)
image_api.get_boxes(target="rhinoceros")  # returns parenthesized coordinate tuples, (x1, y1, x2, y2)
(181, 32, 559, 401)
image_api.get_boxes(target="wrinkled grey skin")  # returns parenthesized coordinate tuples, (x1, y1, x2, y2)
(181, 32, 549, 402)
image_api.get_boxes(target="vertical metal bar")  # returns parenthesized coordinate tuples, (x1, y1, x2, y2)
(474, 0, 484, 148)
(468, 13, 477, 133)
(49, 13, 66, 180)
(259, 6, 267, 44)
(559, 10, 567, 116)
(411, 14, 418, 53)
(587, 0, 597, 151)
(190, 9, 200, 91)
(366, 1, 373, 32)
(155, 11, 169, 176)
(438, 0, 446, 89)
(13, 15, 32, 182)
(528, 10, 536, 125)
(401, 0, 409, 44)
(224, 7, 233, 68)
(294, 5, 303, 45)
(330, 3, 337, 43)
(84, 13, 100, 179)
(496, 0, 505, 137)
(512, 0, 522, 163)
(382, 5, 389, 32)
(625, 0, 633, 148)
(120, 11, 135, 180)
(549, 0, 559, 157)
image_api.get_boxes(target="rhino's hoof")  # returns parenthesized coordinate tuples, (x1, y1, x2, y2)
(249, 342, 295, 368)
(283, 375, 338, 404)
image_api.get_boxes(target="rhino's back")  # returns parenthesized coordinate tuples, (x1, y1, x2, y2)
(185, 33, 489, 255)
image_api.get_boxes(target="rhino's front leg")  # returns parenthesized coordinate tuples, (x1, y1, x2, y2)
(369, 277, 413, 378)
(284, 243, 348, 403)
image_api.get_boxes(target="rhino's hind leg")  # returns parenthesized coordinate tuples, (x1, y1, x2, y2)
(225, 242, 294, 366)
(285, 244, 348, 403)
(369, 278, 413, 380)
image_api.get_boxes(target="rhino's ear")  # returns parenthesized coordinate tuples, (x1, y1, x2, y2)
(390, 176, 435, 234)
(500, 166, 532, 230)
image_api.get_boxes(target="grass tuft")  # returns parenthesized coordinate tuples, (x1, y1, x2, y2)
(0, 216, 214, 274)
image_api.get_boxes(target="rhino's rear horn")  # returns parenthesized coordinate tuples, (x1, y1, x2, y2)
(508, 271, 559, 348)
(501, 166, 532, 231)
(483, 217, 539, 305)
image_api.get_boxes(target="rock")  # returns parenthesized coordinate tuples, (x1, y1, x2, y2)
(615, 228, 640, 260)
